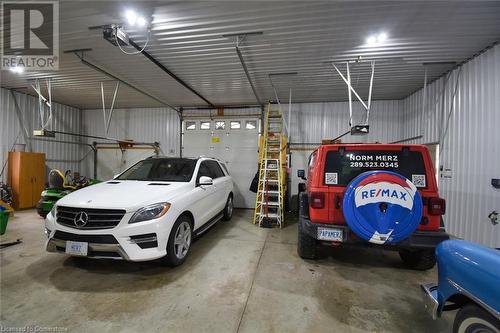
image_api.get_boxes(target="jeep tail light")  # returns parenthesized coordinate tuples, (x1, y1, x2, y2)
(429, 197, 446, 215)
(309, 192, 325, 209)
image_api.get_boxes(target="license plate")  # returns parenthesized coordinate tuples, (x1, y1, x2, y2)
(65, 241, 88, 256)
(317, 227, 343, 241)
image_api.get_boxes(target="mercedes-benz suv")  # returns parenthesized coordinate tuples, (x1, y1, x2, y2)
(45, 157, 233, 266)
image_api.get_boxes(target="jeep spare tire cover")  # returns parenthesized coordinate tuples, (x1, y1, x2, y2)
(342, 171, 423, 244)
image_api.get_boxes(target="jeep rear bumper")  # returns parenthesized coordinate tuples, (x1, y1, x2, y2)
(299, 215, 450, 249)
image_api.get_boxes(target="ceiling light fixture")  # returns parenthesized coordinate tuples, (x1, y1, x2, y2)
(125, 9, 137, 25)
(366, 36, 377, 45)
(125, 9, 149, 28)
(377, 32, 388, 43)
(137, 16, 146, 27)
(366, 32, 388, 46)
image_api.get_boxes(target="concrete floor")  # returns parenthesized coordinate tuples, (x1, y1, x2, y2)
(0, 209, 454, 333)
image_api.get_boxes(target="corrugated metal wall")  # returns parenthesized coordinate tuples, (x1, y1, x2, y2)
(290, 100, 403, 144)
(286, 100, 403, 210)
(401, 44, 500, 247)
(182, 100, 403, 144)
(91, 101, 403, 211)
(0, 88, 84, 183)
(81, 107, 180, 175)
(183, 107, 262, 118)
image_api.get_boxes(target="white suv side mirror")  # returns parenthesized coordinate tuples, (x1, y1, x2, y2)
(198, 176, 213, 186)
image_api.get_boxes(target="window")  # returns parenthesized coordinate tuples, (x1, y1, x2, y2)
(197, 162, 212, 183)
(230, 121, 241, 129)
(185, 121, 196, 130)
(308, 151, 317, 168)
(206, 160, 225, 179)
(200, 121, 211, 130)
(118, 158, 197, 182)
(220, 163, 229, 176)
(307, 150, 317, 180)
(215, 121, 225, 130)
(245, 120, 257, 130)
(324, 150, 427, 187)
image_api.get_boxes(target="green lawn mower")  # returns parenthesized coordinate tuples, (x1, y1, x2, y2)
(36, 169, 100, 218)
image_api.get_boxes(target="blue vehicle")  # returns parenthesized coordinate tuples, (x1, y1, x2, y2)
(421, 240, 500, 333)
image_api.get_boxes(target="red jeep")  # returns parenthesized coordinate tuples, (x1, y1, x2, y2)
(297, 143, 449, 270)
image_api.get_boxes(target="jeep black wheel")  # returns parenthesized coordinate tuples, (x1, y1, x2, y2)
(162, 215, 193, 267)
(398, 248, 436, 270)
(222, 195, 233, 221)
(297, 223, 320, 259)
(453, 304, 500, 333)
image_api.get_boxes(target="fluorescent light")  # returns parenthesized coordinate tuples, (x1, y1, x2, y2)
(366, 36, 377, 45)
(9, 66, 24, 74)
(366, 32, 388, 46)
(125, 9, 137, 25)
(377, 32, 388, 43)
(137, 16, 146, 27)
(125, 9, 149, 27)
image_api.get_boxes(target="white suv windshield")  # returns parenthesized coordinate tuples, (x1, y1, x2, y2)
(117, 158, 197, 182)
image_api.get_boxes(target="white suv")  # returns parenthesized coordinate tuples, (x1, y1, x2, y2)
(45, 157, 233, 266)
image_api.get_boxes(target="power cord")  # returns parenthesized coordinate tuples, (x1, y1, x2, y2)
(115, 26, 151, 55)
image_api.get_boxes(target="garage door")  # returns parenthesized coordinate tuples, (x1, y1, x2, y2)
(182, 118, 259, 209)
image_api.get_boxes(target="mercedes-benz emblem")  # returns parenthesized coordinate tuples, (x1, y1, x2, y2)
(74, 211, 89, 227)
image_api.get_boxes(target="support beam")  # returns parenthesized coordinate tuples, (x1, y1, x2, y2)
(93, 142, 98, 179)
(332, 63, 369, 111)
(236, 46, 262, 105)
(179, 107, 183, 158)
(390, 135, 424, 144)
(366, 61, 375, 123)
(32, 78, 53, 130)
(10, 90, 33, 152)
(268, 74, 280, 105)
(182, 104, 261, 110)
(422, 67, 428, 117)
(100, 81, 120, 136)
(74, 53, 180, 114)
(439, 66, 463, 158)
(30, 137, 95, 149)
(288, 88, 292, 141)
(268, 72, 297, 138)
(346, 62, 353, 126)
(128, 39, 215, 108)
(331, 61, 375, 126)
(48, 129, 159, 147)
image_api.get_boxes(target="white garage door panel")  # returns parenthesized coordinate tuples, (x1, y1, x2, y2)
(182, 119, 259, 209)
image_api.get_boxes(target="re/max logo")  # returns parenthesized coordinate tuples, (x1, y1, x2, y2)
(361, 189, 408, 201)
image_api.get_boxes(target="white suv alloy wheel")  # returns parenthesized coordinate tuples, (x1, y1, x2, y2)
(174, 221, 192, 259)
(227, 196, 233, 217)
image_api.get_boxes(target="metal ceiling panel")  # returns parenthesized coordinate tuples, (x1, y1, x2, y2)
(1, 1, 499, 108)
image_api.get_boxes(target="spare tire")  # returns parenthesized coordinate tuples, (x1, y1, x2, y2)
(342, 171, 423, 245)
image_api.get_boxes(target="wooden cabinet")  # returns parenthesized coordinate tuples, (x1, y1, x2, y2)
(8, 152, 46, 209)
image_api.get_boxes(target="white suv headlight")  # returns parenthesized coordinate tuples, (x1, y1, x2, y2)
(129, 203, 171, 224)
